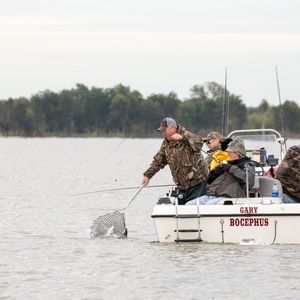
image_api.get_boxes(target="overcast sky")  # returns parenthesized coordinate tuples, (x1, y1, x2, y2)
(1, 0, 300, 106)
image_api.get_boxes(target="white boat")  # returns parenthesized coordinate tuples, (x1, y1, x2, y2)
(151, 129, 300, 244)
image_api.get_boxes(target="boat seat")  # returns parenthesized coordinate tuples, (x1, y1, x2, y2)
(258, 176, 283, 199)
(250, 176, 260, 197)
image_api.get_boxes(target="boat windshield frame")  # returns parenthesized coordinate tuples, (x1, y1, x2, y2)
(227, 129, 287, 161)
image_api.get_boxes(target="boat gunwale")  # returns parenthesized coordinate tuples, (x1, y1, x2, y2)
(151, 212, 300, 218)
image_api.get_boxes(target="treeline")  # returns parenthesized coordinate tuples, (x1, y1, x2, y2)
(0, 82, 299, 137)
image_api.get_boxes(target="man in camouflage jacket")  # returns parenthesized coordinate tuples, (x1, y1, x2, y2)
(142, 117, 208, 204)
(276, 145, 300, 203)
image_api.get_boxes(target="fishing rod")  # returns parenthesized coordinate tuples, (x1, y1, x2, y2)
(71, 183, 175, 196)
(114, 138, 128, 150)
(201, 149, 222, 164)
(222, 67, 229, 136)
(221, 67, 227, 136)
(275, 65, 288, 153)
(275, 65, 285, 136)
(226, 68, 230, 136)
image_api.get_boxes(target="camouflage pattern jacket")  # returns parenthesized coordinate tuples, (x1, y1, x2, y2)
(143, 126, 208, 189)
(276, 145, 300, 202)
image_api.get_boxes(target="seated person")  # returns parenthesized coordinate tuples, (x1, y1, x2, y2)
(203, 131, 232, 170)
(275, 145, 300, 203)
(264, 166, 278, 178)
(186, 139, 255, 205)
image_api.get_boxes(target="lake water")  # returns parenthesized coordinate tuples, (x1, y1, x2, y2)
(1, 137, 300, 299)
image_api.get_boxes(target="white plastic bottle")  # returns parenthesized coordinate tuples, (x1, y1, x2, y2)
(272, 183, 279, 197)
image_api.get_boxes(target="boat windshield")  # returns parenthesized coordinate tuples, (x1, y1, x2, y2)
(228, 129, 286, 164)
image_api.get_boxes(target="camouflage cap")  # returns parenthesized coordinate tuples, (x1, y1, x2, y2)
(157, 117, 177, 131)
(226, 138, 246, 157)
(203, 131, 222, 142)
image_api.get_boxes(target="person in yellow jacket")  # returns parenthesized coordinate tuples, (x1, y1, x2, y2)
(203, 131, 232, 171)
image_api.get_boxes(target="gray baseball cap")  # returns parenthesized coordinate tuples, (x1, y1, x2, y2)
(157, 117, 177, 131)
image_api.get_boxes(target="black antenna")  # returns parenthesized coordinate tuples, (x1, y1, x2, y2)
(275, 65, 285, 135)
(222, 67, 228, 136)
(226, 68, 230, 136)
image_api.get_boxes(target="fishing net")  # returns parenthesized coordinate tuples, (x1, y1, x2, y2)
(90, 210, 127, 239)
(90, 186, 144, 239)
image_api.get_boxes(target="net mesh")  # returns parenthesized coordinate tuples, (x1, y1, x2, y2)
(90, 210, 127, 239)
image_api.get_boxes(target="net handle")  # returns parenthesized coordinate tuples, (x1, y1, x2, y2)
(121, 185, 144, 211)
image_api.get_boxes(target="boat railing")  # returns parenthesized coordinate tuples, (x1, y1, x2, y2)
(228, 128, 283, 140)
(215, 197, 282, 205)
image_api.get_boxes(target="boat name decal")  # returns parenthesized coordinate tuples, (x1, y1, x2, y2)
(240, 206, 258, 214)
(230, 218, 269, 227)
(232, 207, 269, 226)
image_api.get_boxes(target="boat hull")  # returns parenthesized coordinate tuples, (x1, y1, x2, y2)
(151, 200, 300, 244)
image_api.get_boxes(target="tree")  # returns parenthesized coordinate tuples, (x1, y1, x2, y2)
(0, 82, 299, 137)
(11, 98, 33, 135)
(142, 92, 180, 135)
(0, 99, 14, 136)
(84, 87, 111, 134)
(178, 82, 246, 134)
(30, 90, 59, 135)
(108, 84, 144, 135)
(270, 101, 300, 134)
